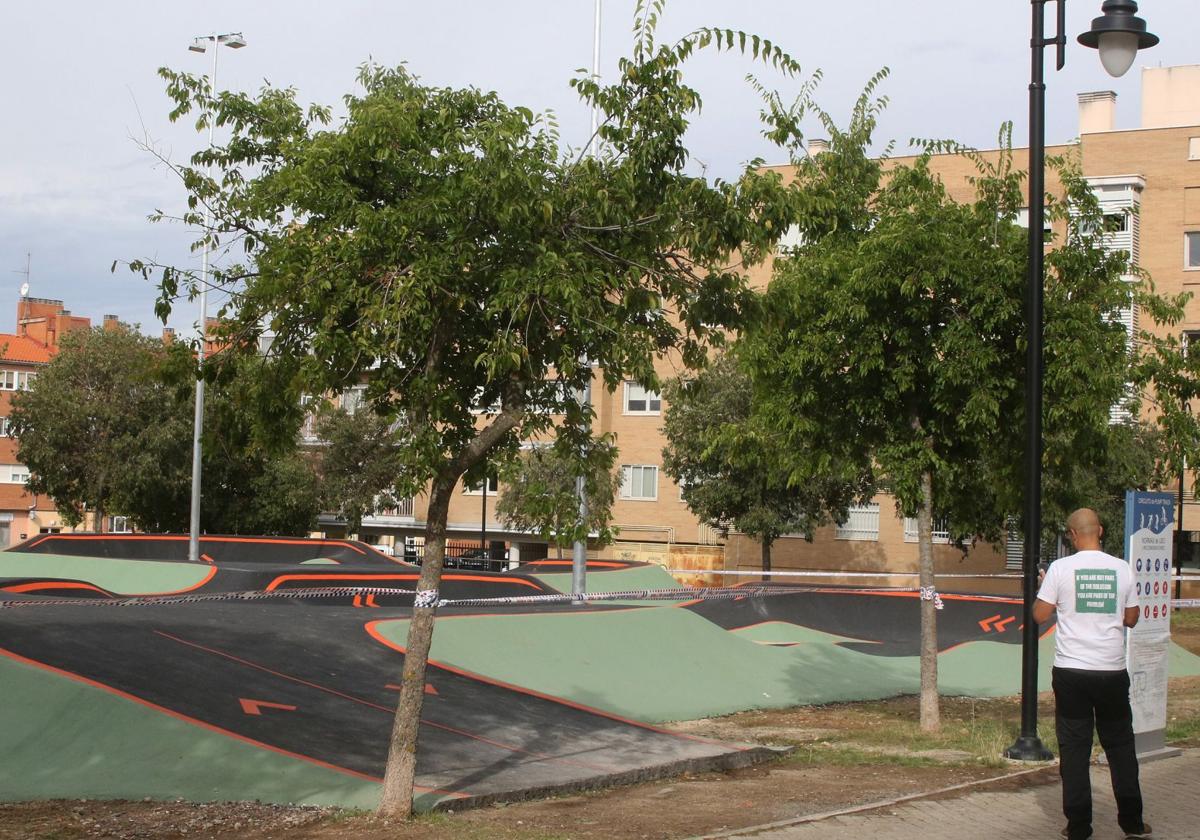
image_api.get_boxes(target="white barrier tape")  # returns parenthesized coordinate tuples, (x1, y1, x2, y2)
(1173, 599, 1200, 609)
(1, 582, 932, 611)
(23, 581, 1186, 611)
(918, 586, 945, 610)
(666, 569, 1022, 580)
(413, 589, 439, 609)
(668, 569, 1200, 582)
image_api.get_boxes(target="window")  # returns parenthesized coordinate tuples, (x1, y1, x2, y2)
(341, 386, 366, 415)
(624, 382, 661, 415)
(1187, 232, 1200, 269)
(463, 475, 499, 495)
(620, 465, 658, 500)
(108, 516, 131, 533)
(1015, 207, 1053, 236)
(834, 503, 880, 541)
(0, 417, 11, 437)
(0, 371, 32, 391)
(1102, 212, 1129, 233)
(1190, 137, 1200, 161)
(4, 466, 29, 484)
(903, 517, 951, 544)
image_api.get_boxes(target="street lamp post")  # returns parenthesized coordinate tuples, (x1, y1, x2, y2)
(1005, 0, 1156, 762)
(186, 32, 246, 565)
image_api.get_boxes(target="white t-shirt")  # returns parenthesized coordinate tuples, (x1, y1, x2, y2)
(1036, 549, 1138, 671)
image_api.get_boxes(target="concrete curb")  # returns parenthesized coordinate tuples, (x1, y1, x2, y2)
(689, 762, 1060, 839)
(428, 744, 791, 813)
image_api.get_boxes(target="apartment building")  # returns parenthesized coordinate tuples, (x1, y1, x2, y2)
(337, 65, 1200, 585)
(0, 297, 91, 545)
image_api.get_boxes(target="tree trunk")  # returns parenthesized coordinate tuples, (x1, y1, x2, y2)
(761, 537, 772, 583)
(917, 468, 940, 732)
(377, 476, 454, 817)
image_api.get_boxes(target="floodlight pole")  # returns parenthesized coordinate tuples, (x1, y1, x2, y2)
(187, 33, 245, 564)
(572, 0, 602, 599)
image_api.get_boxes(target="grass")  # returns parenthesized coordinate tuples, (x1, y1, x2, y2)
(784, 744, 977, 768)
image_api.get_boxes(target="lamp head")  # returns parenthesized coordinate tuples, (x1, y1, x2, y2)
(219, 33, 247, 49)
(1077, 0, 1159, 78)
(188, 37, 209, 54)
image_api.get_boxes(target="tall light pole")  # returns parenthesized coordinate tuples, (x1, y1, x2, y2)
(572, 0, 601, 598)
(186, 32, 246, 565)
(1004, 0, 1156, 761)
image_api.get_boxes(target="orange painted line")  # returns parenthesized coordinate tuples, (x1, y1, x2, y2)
(0, 644, 394, 788)
(153, 630, 610, 773)
(239, 697, 297, 716)
(384, 682, 439, 695)
(263, 573, 545, 593)
(2, 570, 216, 598)
(2, 581, 112, 596)
(363, 620, 745, 751)
(979, 614, 1002, 632)
(140, 565, 218, 597)
(995, 616, 1017, 633)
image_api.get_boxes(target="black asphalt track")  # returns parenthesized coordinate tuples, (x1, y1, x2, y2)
(685, 587, 1046, 656)
(0, 536, 1046, 807)
(9, 533, 398, 565)
(0, 596, 759, 805)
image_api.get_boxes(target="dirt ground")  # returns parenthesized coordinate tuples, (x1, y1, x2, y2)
(4, 614, 1198, 840)
(0, 761, 1047, 840)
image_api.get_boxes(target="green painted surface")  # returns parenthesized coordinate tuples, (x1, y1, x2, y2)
(383, 607, 918, 722)
(381, 610, 1200, 724)
(0, 553, 210, 595)
(300, 558, 341, 565)
(0, 654, 388, 808)
(731, 621, 867, 647)
(534, 564, 683, 595)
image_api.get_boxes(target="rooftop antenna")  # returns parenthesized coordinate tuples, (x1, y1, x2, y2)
(12, 253, 31, 335)
(12, 253, 30, 296)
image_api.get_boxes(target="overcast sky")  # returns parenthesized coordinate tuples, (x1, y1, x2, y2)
(1, 1, 1194, 338)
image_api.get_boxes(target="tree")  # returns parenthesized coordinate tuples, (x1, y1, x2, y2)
(1041, 421, 1167, 556)
(11, 327, 323, 535)
(495, 439, 620, 558)
(132, 5, 807, 815)
(10, 327, 177, 530)
(661, 351, 868, 575)
(312, 405, 408, 533)
(739, 80, 1200, 731)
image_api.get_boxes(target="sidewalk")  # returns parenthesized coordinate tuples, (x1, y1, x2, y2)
(701, 749, 1199, 840)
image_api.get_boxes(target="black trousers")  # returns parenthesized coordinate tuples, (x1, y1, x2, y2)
(1052, 667, 1144, 840)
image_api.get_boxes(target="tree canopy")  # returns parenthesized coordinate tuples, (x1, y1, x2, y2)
(740, 87, 1200, 730)
(10, 326, 323, 535)
(662, 351, 869, 573)
(133, 4, 812, 815)
(495, 438, 621, 557)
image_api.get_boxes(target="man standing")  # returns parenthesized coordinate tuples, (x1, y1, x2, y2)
(1034, 507, 1152, 840)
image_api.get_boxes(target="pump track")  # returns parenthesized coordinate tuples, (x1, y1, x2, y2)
(2, 534, 1198, 811)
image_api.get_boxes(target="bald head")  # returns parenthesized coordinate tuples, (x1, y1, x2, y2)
(1067, 508, 1103, 550)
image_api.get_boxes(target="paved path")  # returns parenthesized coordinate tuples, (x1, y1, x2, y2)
(705, 750, 1199, 839)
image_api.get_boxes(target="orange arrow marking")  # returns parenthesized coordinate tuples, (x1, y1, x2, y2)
(239, 698, 297, 716)
(386, 683, 439, 695)
(365, 593, 380, 608)
(994, 616, 1017, 633)
(352, 594, 363, 608)
(979, 614, 1002, 632)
